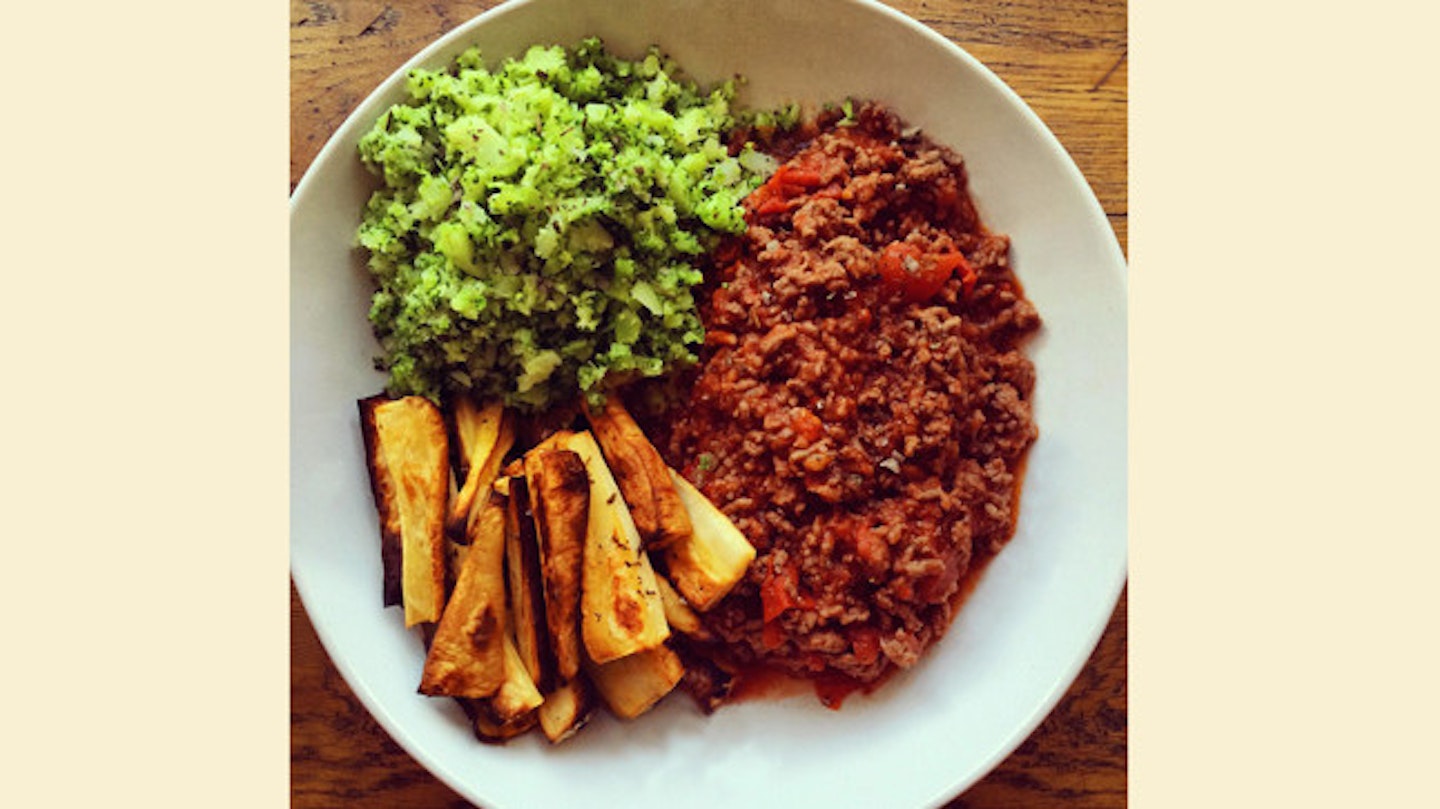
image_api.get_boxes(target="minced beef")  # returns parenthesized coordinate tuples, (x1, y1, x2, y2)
(642, 103, 1041, 690)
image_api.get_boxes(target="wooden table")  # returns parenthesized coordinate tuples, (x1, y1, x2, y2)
(290, 1, 1127, 806)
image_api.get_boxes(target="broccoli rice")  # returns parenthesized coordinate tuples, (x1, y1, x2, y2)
(356, 37, 789, 411)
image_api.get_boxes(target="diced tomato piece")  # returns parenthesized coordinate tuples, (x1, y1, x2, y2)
(775, 166, 824, 187)
(893, 578, 914, 601)
(761, 620, 786, 650)
(876, 242, 973, 302)
(760, 564, 799, 622)
(791, 408, 825, 443)
(754, 194, 793, 215)
(853, 524, 888, 569)
(704, 329, 737, 347)
(745, 161, 832, 220)
(933, 250, 977, 296)
(850, 626, 881, 666)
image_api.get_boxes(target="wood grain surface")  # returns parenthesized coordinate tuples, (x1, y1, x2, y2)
(290, 1, 1127, 806)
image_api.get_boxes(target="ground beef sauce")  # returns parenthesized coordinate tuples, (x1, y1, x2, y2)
(639, 103, 1041, 708)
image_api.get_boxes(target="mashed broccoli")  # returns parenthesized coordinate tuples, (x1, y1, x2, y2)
(355, 37, 785, 411)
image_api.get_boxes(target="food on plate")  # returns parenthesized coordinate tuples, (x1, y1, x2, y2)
(502, 472, 555, 691)
(357, 388, 754, 742)
(588, 644, 687, 720)
(352, 37, 1040, 743)
(446, 397, 514, 537)
(670, 637, 736, 715)
(468, 517, 548, 740)
(522, 441, 590, 682)
(585, 395, 756, 610)
(654, 573, 710, 641)
(662, 466, 759, 611)
(487, 631, 546, 721)
(467, 640, 543, 742)
(355, 38, 785, 411)
(359, 395, 450, 626)
(646, 103, 1040, 697)
(419, 482, 509, 697)
(535, 678, 593, 743)
(583, 395, 693, 552)
(556, 429, 672, 664)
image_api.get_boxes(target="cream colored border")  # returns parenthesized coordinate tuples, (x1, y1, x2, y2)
(5, 2, 288, 806)
(1131, 0, 1440, 806)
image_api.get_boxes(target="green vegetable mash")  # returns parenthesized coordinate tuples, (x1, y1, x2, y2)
(356, 37, 786, 410)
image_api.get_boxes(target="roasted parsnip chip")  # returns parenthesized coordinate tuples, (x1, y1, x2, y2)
(489, 631, 546, 722)
(524, 444, 590, 682)
(359, 395, 449, 626)
(359, 397, 403, 607)
(504, 473, 554, 693)
(663, 469, 758, 611)
(588, 645, 686, 720)
(449, 585, 547, 744)
(445, 538, 469, 597)
(537, 678, 593, 744)
(654, 574, 711, 641)
(556, 430, 670, 664)
(583, 396, 693, 551)
(451, 397, 496, 477)
(447, 399, 515, 537)
(419, 484, 509, 698)
(465, 693, 538, 745)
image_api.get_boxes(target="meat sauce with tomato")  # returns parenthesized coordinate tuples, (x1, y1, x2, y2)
(640, 103, 1041, 703)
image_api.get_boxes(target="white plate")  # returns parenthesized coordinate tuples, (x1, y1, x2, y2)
(290, 0, 1127, 806)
